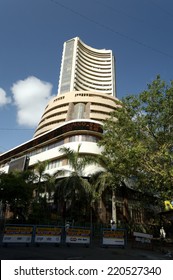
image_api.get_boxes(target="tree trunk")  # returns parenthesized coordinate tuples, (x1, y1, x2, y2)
(112, 189, 117, 225)
(90, 201, 93, 229)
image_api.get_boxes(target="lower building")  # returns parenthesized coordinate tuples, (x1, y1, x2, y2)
(0, 119, 104, 176)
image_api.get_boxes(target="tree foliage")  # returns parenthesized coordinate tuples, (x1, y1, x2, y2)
(54, 144, 97, 223)
(99, 75, 173, 200)
(89, 154, 120, 223)
(0, 171, 34, 220)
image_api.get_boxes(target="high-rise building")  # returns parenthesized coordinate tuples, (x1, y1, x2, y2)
(58, 37, 116, 96)
(0, 37, 119, 177)
(34, 37, 118, 137)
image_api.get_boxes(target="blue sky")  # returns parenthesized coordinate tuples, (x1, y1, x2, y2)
(0, 0, 173, 152)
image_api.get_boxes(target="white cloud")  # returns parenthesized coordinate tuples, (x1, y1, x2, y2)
(11, 76, 54, 127)
(0, 88, 11, 106)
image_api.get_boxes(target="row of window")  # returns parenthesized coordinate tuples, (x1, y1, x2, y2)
(53, 96, 65, 102)
(77, 64, 111, 80)
(78, 58, 112, 74)
(78, 42, 111, 59)
(77, 52, 111, 69)
(27, 134, 100, 157)
(45, 158, 68, 170)
(74, 78, 112, 92)
(75, 72, 112, 88)
(73, 93, 116, 103)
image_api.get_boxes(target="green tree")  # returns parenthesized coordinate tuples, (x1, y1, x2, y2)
(43, 172, 61, 202)
(34, 160, 49, 200)
(0, 171, 33, 221)
(99, 75, 173, 202)
(89, 155, 118, 224)
(28, 161, 63, 223)
(33, 160, 63, 199)
(54, 144, 95, 225)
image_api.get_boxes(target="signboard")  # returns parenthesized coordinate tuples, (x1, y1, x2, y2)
(34, 226, 62, 243)
(8, 156, 29, 172)
(133, 232, 153, 243)
(66, 227, 91, 244)
(3, 225, 33, 243)
(132, 232, 153, 250)
(102, 229, 126, 247)
(61, 121, 103, 134)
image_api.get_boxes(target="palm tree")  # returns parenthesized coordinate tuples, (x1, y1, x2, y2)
(33, 160, 50, 201)
(54, 144, 95, 225)
(43, 170, 64, 202)
(89, 155, 118, 225)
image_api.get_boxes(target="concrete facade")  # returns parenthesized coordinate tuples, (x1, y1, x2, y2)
(34, 91, 119, 137)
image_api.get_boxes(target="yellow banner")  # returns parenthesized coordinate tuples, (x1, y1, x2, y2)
(4, 226, 33, 236)
(67, 228, 91, 237)
(35, 227, 62, 236)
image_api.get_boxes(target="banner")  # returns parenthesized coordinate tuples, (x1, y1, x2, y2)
(133, 232, 153, 243)
(34, 226, 62, 243)
(132, 231, 153, 250)
(3, 225, 33, 243)
(102, 229, 126, 246)
(65, 227, 91, 244)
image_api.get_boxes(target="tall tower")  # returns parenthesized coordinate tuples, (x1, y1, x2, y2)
(34, 37, 118, 137)
(58, 37, 116, 96)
